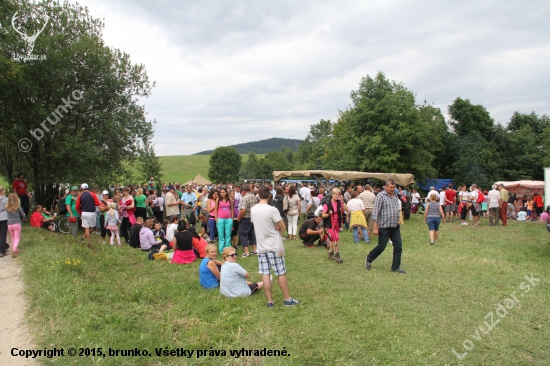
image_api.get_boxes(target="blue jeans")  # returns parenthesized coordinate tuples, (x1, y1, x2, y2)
(353, 227, 369, 243)
(366, 225, 403, 271)
(217, 218, 233, 253)
(208, 219, 216, 241)
(426, 217, 441, 231)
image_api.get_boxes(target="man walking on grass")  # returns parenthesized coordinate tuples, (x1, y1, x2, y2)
(251, 186, 299, 307)
(365, 179, 406, 274)
(76, 183, 100, 247)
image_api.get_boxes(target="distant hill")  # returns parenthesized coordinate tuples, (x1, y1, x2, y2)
(194, 138, 302, 155)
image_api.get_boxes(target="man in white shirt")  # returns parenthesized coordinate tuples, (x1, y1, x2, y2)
(299, 182, 312, 220)
(439, 186, 447, 206)
(487, 184, 501, 226)
(427, 186, 440, 202)
(234, 185, 242, 203)
(251, 186, 299, 308)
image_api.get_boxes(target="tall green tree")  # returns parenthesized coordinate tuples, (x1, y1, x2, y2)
(330, 72, 435, 180)
(0, 0, 155, 204)
(448, 97, 495, 139)
(208, 147, 241, 183)
(239, 151, 261, 179)
(138, 142, 163, 184)
(258, 151, 292, 178)
(294, 119, 334, 169)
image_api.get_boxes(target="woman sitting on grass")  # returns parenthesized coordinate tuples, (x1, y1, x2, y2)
(199, 244, 222, 289)
(171, 220, 196, 264)
(30, 205, 55, 232)
(220, 247, 263, 298)
(6, 193, 26, 258)
(189, 227, 208, 259)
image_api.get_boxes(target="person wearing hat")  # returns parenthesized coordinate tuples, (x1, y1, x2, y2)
(65, 186, 80, 239)
(165, 186, 180, 219)
(75, 183, 100, 247)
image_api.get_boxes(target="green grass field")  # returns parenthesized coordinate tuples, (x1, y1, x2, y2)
(18, 214, 550, 365)
(140, 154, 264, 185)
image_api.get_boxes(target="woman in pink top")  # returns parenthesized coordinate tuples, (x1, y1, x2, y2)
(215, 188, 234, 254)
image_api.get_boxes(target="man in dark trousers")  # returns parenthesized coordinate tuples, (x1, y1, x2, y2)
(12, 173, 30, 218)
(365, 179, 406, 274)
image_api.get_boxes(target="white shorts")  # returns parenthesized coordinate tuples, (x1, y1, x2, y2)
(81, 212, 97, 228)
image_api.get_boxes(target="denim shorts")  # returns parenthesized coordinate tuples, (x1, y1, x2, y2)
(426, 217, 441, 231)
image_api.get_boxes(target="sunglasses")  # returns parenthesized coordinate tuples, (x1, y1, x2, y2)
(225, 253, 237, 258)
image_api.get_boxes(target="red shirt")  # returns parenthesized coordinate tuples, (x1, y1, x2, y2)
(12, 179, 27, 196)
(444, 190, 457, 205)
(533, 195, 543, 208)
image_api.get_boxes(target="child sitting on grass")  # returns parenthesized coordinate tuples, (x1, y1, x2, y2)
(152, 221, 169, 247)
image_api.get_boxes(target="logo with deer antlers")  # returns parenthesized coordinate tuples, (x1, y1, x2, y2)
(11, 10, 49, 61)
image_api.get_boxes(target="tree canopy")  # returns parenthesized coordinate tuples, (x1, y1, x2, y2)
(0, 0, 157, 205)
(208, 147, 241, 183)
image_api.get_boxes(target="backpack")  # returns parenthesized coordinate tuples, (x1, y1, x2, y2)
(476, 190, 484, 204)
(57, 198, 68, 215)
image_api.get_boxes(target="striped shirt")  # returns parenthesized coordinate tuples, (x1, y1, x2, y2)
(372, 189, 401, 229)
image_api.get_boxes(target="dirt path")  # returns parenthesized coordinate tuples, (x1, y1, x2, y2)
(0, 254, 36, 365)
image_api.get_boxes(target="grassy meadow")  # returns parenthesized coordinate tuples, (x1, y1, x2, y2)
(136, 154, 265, 185)
(17, 214, 550, 365)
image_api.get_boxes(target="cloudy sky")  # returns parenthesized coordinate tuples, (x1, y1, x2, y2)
(76, 0, 550, 156)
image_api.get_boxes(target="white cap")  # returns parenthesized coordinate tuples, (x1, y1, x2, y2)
(81, 183, 88, 189)
(102, 190, 109, 195)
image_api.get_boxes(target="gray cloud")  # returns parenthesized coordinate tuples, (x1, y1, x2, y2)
(77, 0, 550, 154)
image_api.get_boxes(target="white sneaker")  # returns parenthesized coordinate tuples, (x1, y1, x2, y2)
(461, 222, 468, 226)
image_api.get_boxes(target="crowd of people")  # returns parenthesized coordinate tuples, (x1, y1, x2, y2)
(2, 173, 548, 302)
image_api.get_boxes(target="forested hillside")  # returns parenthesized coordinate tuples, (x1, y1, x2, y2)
(194, 138, 302, 155)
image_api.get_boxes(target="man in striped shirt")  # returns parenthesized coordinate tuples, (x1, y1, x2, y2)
(365, 179, 406, 274)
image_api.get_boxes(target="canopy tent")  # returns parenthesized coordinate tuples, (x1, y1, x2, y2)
(494, 180, 544, 197)
(273, 170, 415, 189)
(183, 174, 211, 186)
(416, 178, 454, 192)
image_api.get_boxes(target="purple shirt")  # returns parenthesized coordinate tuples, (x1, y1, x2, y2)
(140, 227, 161, 250)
